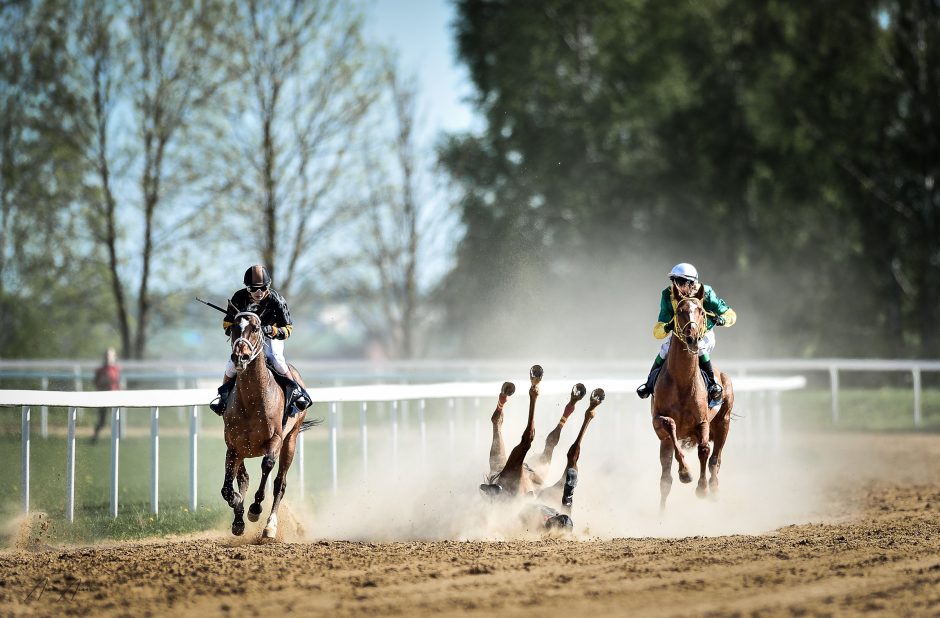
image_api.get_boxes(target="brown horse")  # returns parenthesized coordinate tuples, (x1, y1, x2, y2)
(651, 283, 734, 510)
(219, 311, 319, 537)
(483, 365, 605, 528)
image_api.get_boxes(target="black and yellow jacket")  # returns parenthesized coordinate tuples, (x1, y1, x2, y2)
(223, 288, 293, 340)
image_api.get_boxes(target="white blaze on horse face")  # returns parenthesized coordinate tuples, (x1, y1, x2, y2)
(239, 317, 249, 331)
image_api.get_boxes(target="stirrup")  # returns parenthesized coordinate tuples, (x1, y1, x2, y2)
(707, 385, 723, 409)
(209, 396, 226, 415)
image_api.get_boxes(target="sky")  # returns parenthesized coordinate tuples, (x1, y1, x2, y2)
(363, 0, 480, 140)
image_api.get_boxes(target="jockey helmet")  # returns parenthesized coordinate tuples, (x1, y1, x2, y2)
(244, 265, 272, 289)
(668, 263, 698, 282)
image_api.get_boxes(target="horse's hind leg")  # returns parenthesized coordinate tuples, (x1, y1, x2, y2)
(708, 377, 733, 500)
(264, 426, 300, 539)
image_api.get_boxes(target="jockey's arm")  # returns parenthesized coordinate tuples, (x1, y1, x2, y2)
(653, 288, 674, 339)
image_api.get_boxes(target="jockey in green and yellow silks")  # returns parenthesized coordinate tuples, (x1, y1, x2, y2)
(636, 263, 737, 407)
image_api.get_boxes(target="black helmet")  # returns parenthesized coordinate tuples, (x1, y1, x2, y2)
(243, 265, 272, 288)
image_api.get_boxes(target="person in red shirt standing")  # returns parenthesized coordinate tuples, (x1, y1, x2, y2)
(92, 347, 121, 443)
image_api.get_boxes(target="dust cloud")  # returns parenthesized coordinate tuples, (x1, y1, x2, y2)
(305, 389, 837, 542)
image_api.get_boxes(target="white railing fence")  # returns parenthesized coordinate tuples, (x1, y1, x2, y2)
(1, 377, 804, 521)
(1, 358, 937, 426)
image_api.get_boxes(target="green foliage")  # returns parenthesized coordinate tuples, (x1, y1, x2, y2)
(441, 0, 940, 358)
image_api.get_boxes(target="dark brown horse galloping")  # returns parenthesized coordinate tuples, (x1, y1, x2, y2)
(219, 311, 319, 538)
(651, 283, 734, 511)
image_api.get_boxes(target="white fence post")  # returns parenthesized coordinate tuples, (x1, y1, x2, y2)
(391, 400, 399, 473)
(913, 367, 922, 428)
(189, 405, 198, 511)
(40, 377, 48, 439)
(419, 399, 427, 464)
(66, 407, 77, 522)
(110, 407, 120, 518)
(360, 402, 368, 484)
(21, 406, 30, 514)
(151, 407, 159, 515)
(448, 398, 456, 453)
(297, 429, 305, 500)
(829, 366, 839, 425)
(329, 402, 338, 493)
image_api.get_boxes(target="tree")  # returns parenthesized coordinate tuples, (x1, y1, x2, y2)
(216, 0, 379, 300)
(338, 59, 434, 359)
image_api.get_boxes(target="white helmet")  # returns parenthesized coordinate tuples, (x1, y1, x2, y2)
(668, 263, 698, 281)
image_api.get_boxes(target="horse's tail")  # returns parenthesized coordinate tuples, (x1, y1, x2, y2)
(299, 418, 324, 432)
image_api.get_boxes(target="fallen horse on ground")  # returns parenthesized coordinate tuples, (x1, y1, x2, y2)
(480, 364, 605, 532)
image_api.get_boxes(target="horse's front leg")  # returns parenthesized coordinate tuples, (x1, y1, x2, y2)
(221, 449, 246, 536)
(696, 421, 711, 499)
(489, 382, 514, 477)
(248, 436, 282, 523)
(264, 426, 300, 539)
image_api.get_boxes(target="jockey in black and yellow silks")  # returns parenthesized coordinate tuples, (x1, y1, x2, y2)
(636, 263, 737, 408)
(209, 265, 311, 416)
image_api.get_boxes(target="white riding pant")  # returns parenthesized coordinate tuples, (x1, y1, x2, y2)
(658, 329, 716, 360)
(225, 337, 290, 379)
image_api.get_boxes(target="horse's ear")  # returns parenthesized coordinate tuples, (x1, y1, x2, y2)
(695, 283, 705, 300)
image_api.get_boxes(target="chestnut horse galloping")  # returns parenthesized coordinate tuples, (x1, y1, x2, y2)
(219, 311, 319, 538)
(651, 283, 734, 511)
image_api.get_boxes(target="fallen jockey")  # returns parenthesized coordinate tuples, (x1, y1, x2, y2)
(209, 265, 312, 417)
(480, 367, 604, 533)
(636, 262, 736, 408)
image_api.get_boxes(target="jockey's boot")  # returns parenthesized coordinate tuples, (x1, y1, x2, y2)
(209, 376, 235, 416)
(561, 467, 578, 508)
(285, 379, 312, 417)
(700, 357, 723, 408)
(636, 359, 663, 399)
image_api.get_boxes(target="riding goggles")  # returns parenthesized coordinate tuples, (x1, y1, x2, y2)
(671, 277, 696, 286)
(246, 285, 269, 294)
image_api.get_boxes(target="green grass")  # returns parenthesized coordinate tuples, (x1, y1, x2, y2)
(779, 386, 940, 432)
(0, 400, 460, 545)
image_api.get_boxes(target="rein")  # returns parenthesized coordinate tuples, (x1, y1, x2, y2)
(232, 311, 264, 365)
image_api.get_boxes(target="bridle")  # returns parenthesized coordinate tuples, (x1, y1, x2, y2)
(231, 311, 264, 368)
(671, 296, 709, 355)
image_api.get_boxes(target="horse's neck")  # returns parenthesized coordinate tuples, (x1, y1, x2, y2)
(237, 355, 274, 393)
(665, 346, 700, 388)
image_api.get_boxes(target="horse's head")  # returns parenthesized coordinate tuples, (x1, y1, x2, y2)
(673, 282, 707, 352)
(229, 312, 263, 371)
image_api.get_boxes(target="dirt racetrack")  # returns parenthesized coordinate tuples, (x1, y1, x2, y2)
(3, 431, 940, 617)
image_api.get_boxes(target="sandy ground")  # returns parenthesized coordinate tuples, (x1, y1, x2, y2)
(3, 431, 940, 617)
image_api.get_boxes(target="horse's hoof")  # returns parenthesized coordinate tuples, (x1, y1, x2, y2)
(232, 520, 245, 536)
(679, 470, 693, 484)
(501, 382, 516, 397)
(590, 388, 605, 404)
(262, 525, 277, 539)
(530, 365, 543, 383)
(708, 488, 720, 502)
(572, 383, 586, 400)
(696, 485, 708, 499)
(247, 503, 262, 522)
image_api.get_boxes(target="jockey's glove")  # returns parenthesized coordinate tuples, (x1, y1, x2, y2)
(261, 325, 274, 338)
(714, 316, 726, 327)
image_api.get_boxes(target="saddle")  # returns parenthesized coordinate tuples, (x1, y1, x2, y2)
(221, 361, 302, 425)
